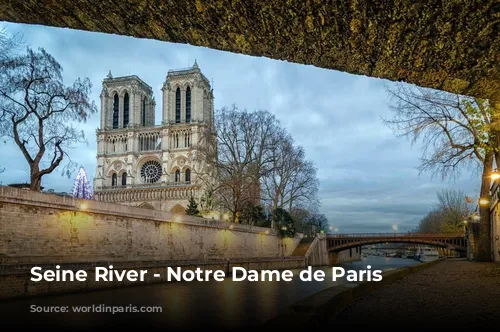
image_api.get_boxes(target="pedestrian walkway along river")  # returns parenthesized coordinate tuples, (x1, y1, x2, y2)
(332, 259, 500, 328)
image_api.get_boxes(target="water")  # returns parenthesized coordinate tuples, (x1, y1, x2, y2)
(0, 257, 420, 329)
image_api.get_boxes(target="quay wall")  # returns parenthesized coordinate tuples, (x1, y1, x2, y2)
(0, 257, 305, 300)
(0, 186, 301, 265)
(0, 186, 305, 299)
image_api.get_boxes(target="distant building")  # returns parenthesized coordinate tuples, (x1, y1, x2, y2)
(8, 183, 44, 191)
(92, 62, 215, 213)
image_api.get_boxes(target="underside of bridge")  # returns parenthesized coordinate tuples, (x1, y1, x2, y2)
(0, 1, 498, 101)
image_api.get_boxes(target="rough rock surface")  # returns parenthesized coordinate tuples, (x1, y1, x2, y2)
(0, 1, 498, 101)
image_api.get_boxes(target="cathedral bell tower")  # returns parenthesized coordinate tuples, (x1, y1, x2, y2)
(93, 62, 215, 214)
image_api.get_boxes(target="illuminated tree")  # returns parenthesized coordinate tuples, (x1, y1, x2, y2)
(72, 167, 93, 200)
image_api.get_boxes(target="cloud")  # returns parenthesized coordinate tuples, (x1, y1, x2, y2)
(0, 21, 481, 233)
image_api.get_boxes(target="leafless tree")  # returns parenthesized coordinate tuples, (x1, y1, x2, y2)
(197, 105, 283, 222)
(417, 189, 472, 234)
(263, 134, 319, 211)
(0, 47, 97, 191)
(0, 27, 23, 62)
(383, 82, 498, 261)
(0, 27, 24, 173)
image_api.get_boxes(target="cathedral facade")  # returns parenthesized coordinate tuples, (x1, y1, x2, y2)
(93, 61, 215, 214)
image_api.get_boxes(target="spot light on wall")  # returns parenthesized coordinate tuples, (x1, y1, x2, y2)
(79, 202, 88, 211)
(173, 215, 182, 223)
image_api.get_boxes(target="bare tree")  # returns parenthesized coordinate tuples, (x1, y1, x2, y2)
(0, 27, 24, 174)
(300, 211, 329, 237)
(263, 134, 319, 211)
(418, 189, 472, 234)
(197, 105, 283, 222)
(0, 47, 97, 191)
(383, 82, 498, 261)
(0, 27, 23, 62)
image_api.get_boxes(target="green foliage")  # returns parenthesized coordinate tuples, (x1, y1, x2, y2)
(290, 207, 328, 237)
(240, 203, 266, 225)
(185, 197, 200, 216)
(273, 208, 296, 238)
(199, 188, 214, 211)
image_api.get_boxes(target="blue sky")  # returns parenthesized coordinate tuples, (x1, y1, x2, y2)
(0, 22, 481, 233)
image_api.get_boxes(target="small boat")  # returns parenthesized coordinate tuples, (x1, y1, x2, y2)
(414, 246, 439, 262)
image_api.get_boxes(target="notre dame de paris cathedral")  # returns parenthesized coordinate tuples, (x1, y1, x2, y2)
(92, 61, 215, 215)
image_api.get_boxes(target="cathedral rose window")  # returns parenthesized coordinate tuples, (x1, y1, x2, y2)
(140, 160, 162, 183)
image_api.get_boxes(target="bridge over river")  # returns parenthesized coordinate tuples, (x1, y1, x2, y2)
(326, 233, 466, 252)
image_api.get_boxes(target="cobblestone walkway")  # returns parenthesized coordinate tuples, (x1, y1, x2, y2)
(331, 259, 500, 328)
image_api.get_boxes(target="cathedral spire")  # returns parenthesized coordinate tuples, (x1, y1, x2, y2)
(107, 70, 113, 79)
(193, 59, 199, 68)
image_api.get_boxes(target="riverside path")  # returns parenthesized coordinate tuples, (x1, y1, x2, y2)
(330, 259, 500, 328)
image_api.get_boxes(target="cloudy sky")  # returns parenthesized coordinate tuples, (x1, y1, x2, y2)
(0, 22, 481, 233)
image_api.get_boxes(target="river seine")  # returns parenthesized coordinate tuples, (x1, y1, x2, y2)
(0, 256, 420, 329)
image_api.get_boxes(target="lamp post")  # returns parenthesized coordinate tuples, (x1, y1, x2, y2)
(463, 218, 473, 260)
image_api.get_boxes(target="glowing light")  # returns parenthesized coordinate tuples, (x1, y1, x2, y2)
(462, 220, 468, 224)
(222, 213, 229, 221)
(265, 230, 270, 235)
(329, 226, 333, 230)
(392, 224, 398, 232)
(229, 224, 234, 229)
(173, 215, 182, 223)
(72, 167, 93, 199)
(334, 228, 339, 232)
(79, 202, 88, 211)
(479, 198, 490, 206)
(491, 170, 500, 180)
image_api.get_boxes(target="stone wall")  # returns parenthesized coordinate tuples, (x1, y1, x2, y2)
(305, 235, 329, 267)
(0, 257, 305, 299)
(0, 1, 498, 101)
(0, 186, 302, 265)
(328, 247, 362, 265)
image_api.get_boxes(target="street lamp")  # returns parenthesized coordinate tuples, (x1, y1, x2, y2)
(479, 197, 490, 206)
(491, 169, 500, 180)
(471, 213, 481, 222)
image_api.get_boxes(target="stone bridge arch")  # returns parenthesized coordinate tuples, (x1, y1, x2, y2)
(327, 234, 466, 253)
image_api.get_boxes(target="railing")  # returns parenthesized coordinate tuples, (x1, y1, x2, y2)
(97, 182, 194, 191)
(327, 233, 463, 238)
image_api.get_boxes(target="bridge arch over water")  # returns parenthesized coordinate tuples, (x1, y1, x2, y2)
(326, 233, 466, 253)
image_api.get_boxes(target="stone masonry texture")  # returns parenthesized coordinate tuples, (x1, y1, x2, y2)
(0, 186, 301, 265)
(0, 1, 498, 101)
